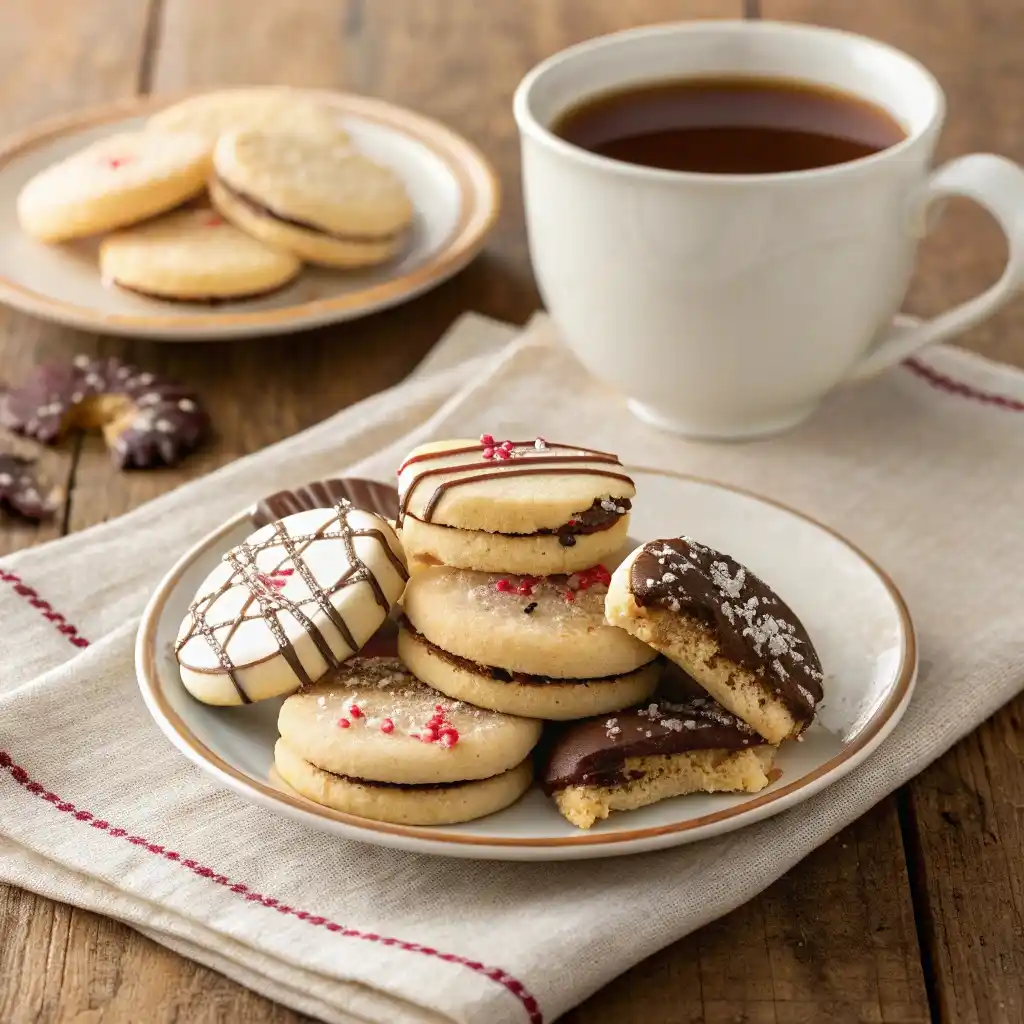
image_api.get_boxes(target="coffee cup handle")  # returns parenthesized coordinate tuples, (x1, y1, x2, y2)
(845, 153, 1024, 383)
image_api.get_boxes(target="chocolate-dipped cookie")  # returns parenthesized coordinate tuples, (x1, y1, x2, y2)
(606, 538, 824, 744)
(1, 355, 208, 469)
(543, 696, 776, 829)
(0, 454, 60, 521)
(396, 435, 635, 575)
(252, 477, 399, 528)
(398, 564, 659, 720)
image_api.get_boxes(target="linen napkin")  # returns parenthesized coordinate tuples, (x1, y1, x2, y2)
(2, 311, 1023, 1024)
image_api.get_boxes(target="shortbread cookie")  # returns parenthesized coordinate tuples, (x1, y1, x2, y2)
(252, 477, 398, 529)
(100, 208, 301, 302)
(17, 131, 210, 242)
(399, 564, 659, 719)
(396, 436, 635, 575)
(606, 539, 824, 743)
(210, 130, 412, 268)
(275, 657, 539, 824)
(543, 696, 776, 829)
(175, 504, 408, 705)
(1, 356, 208, 469)
(148, 88, 349, 144)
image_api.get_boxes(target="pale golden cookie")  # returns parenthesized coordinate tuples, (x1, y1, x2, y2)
(277, 657, 542, 784)
(148, 87, 350, 145)
(605, 539, 824, 744)
(100, 207, 302, 301)
(17, 131, 210, 242)
(210, 129, 413, 268)
(175, 504, 407, 706)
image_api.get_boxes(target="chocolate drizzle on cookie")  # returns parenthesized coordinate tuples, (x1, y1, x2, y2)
(253, 478, 399, 528)
(176, 501, 408, 703)
(543, 697, 765, 793)
(630, 538, 824, 718)
(396, 440, 634, 527)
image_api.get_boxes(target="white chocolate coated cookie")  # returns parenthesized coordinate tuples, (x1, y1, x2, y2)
(175, 504, 407, 706)
(402, 565, 657, 678)
(277, 657, 541, 784)
(399, 623, 661, 720)
(100, 207, 301, 301)
(148, 88, 350, 144)
(396, 437, 635, 534)
(275, 738, 533, 826)
(17, 131, 210, 242)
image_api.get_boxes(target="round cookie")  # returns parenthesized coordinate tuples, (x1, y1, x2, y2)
(276, 656, 542, 783)
(100, 207, 301, 302)
(148, 88, 350, 144)
(605, 538, 825, 744)
(399, 565, 660, 719)
(396, 436, 635, 575)
(252, 477, 398, 529)
(0, 355, 208, 469)
(275, 739, 533, 827)
(175, 504, 408, 706)
(210, 130, 413, 268)
(17, 131, 210, 242)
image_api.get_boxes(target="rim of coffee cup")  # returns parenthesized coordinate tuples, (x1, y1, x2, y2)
(513, 19, 946, 186)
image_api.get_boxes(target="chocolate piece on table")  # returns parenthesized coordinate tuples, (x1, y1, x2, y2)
(251, 477, 399, 527)
(0, 454, 60, 521)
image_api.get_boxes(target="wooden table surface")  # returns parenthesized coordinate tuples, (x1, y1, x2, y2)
(2, 2, 1022, 1022)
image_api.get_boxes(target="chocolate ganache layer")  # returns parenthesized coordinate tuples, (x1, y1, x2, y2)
(401, 618, 647, 686)
(629, 538, 824, 719)
(543, 697, 764, 793)
(216, 176, 405, 243)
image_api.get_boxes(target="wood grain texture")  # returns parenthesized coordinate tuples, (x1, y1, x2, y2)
(1, 0, 1021, 1022)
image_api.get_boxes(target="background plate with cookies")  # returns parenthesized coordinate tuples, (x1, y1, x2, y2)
(0, 88, 499, 340)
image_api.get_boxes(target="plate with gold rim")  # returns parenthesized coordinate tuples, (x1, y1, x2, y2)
(0, 90, 498, 340)
(135, 468, 916, 860)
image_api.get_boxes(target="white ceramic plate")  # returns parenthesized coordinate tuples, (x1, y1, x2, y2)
(135, 470, 916, 860)
(0, 92, 499, 340)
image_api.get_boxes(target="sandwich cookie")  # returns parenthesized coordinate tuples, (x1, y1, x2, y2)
(1, 355, 208, 469)
(100, 207, 301, 302)
(606, 538, 824, 743)
(210, 129, 413, 268)
(175, 503, 407, 706)
(17, 131, 210, 242)
(543, 696, 776, 829)
(275, 657, 541, 825)
(148, 87, 350, 145)
(398, 564, 660, 719)
(396, 436, 636, 576)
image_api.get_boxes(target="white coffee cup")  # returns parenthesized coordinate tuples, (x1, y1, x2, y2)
(514, 20, 1024, 439)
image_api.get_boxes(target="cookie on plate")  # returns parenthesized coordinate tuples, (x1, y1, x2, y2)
(398, 564, 659, 719)
(396, 436, 636, 576)
(210, 129, 413, 268)
(275, 657, 541, 825)
(148, 87, 349, 145)
(175, 503, 408, 706)
(17, 131, 210, 242)
(252, 477, 398, 529)
(543, 695, 776, 829)
(100, 207, 301, 302)
(606, 538, 824, 744)
(1, 355, 208, 469)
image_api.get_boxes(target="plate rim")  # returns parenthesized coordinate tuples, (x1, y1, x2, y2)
(0, 88, 500, 336)
(135, 468, 917, 856)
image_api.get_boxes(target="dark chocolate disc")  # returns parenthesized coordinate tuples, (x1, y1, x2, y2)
(252, 477, 399, 528)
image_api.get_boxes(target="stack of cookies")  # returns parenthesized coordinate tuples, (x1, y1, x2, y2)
(17, 87, 414, 303)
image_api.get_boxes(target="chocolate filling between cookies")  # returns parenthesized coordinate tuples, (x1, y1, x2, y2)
(113, 278, 295, 305)
(215, 175, 405, 244)
(307, 762, 479, 791)
(401, 618, 650, 686)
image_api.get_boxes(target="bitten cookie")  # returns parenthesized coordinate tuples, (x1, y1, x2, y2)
(396, 436, 636, 576)
(606, 538, 824, 743)
(1, 355, 208, 469)
(275, 657, 540, 825)
(543, 696, 776, 829)
(17, 131, 210, 242)
(398, 564, 659, 719)
(175, 504, 408, 706)
(210, 129, 413, 268)
(100, 207, 301, 302)
(148, 88, 350, 145)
